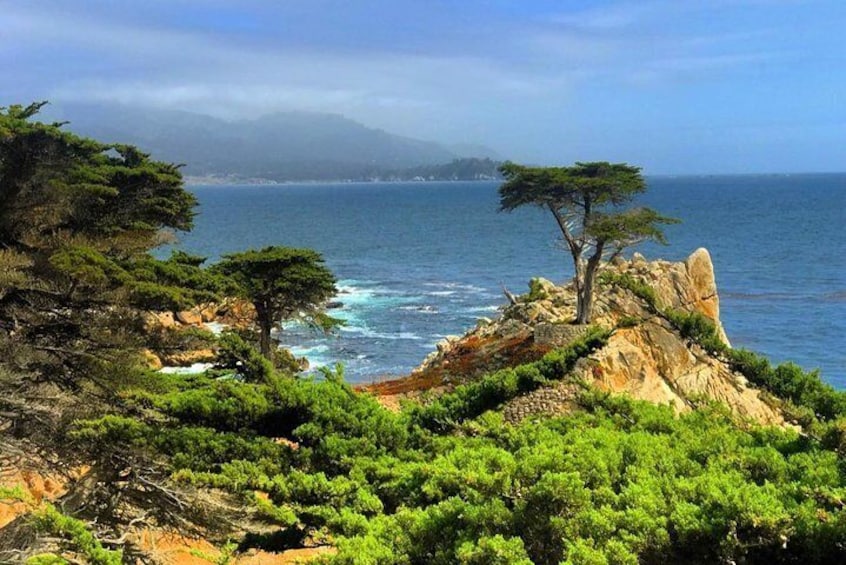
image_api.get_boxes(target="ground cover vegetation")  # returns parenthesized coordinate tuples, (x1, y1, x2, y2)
(2, 104, 846, 564)
(73, 348, 846, 564)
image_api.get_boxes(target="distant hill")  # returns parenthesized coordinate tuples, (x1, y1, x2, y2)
(379, 158, 502, 182)
(43, 103, 501, 182)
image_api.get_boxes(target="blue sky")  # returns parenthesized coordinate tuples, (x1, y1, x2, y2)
(2, 0, 845, 173)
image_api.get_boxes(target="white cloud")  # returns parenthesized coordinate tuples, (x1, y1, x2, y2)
(3, 0, 841, 171)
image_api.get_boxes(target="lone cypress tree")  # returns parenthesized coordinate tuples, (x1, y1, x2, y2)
(499, 161, 678, 324)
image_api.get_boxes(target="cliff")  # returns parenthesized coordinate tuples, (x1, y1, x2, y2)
(379, 248, 783, 425)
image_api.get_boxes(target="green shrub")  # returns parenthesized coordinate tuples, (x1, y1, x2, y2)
(664, 309, 727, 354)
(215, 330, 275, 383)
(25, 554, 69, 565)
(598, 272, 659, 311)
(525, 278, 550, 302)
(410, 327, 612, 432)
(725, 349, 846, 421)
(32, 505, 122, 565)
(66, 309, 846, 565)
(616, 316, 640, 328)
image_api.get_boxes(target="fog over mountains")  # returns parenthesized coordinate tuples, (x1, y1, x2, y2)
(44, 103, 501, 182)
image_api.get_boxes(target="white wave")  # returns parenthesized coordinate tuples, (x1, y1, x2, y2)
(288, 344, 330, 357)
(336, 284, 421, 309)
(340, 325, 423, 340)
(398, 305, 439, 314)
(423, 281, 488, 293)
(160, 363, 213, 375)
(459, 305, 501, 314)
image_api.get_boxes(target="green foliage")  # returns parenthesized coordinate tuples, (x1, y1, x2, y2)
(214, 330, 275, 383)
(598, 271, 660, 311)
(525, 278, 549, 302)
(0, 484, 31, 502)
(664, 309, 728, 354)
(0, 103, 195, 245)
(0, 102, 200, 387)
(616, 316, 640, 328)
(725, 349, 846, 422)
(213, 246, 338, 358)
(73, 343, 846, 565)
(25, 555, 69, 565)
(32, 504, 122, 565)
(499, 161, 677, 323)
(126, 251, 231, 311)
(409, 327, 612, 433)
(456, 535, 533, 564)
(498, 162, 646, 212)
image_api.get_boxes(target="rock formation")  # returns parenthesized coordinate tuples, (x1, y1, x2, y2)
(400, 248, 783, 425)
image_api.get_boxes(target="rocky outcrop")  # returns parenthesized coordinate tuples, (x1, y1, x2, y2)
(143, 298, 257, 334)
(142, 298, 258, 368)
(408, 248, 783, 426)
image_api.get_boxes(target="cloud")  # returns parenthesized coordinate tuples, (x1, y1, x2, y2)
(7, 0, 782, 113)
(4, 0, 844, 171)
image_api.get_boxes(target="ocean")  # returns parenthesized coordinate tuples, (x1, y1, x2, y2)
(167, 174, 845, 386)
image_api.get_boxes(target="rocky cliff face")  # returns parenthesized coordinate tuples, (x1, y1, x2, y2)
(402, 248, 783, 425)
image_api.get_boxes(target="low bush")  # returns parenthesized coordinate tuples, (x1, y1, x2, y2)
(409, 327, 612, 433)
(32, 505, 122, 565)
(598, 272, 660, 311)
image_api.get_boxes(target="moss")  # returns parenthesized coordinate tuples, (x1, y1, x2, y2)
(0, 485, 31, 503)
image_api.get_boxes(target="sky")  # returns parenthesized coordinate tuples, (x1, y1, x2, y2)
(2, 0, 845, 174)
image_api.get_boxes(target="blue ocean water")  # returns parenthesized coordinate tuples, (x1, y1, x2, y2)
(167, 175, 845, 386)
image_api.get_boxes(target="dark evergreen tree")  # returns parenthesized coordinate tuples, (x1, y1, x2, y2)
(213, 246, 338, 359)
(0, 102, 210, 387)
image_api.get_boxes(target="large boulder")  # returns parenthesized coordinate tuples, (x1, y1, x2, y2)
(409, 248, 783, 425)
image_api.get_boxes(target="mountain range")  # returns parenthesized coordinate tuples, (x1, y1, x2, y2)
(43, 103, 501, 182)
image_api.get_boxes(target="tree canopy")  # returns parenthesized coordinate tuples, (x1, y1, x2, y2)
(213, 246, 338, 359)
(0, 102, 212, 386)
(499, 161, 678, 323)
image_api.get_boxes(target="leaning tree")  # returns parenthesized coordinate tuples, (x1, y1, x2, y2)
(499, 161, 678, 324)
(213, 246, 339, 359)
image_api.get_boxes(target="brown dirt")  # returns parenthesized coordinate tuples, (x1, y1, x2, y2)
(0, 466, 86, 528)
(236, 547, 336, 564)
(133, 529, 334, 565)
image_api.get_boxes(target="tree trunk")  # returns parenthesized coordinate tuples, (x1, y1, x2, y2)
(573, 255, 588, 323)
(258, 320, 273, 359)
(575, 246, 604, 325)
(255, 301, 274, 359)
(575, 272, 594, 324)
